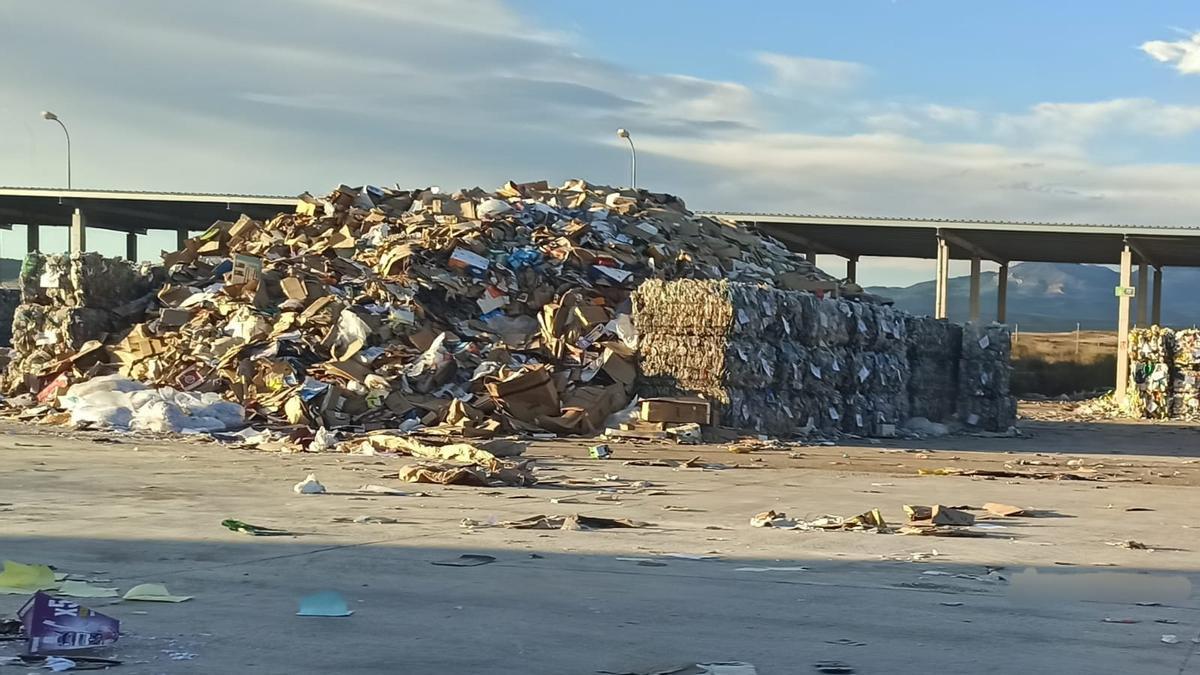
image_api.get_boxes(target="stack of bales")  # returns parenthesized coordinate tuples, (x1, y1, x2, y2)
(1127, 326, 1173, 420)
(956, 323, 1016, 431)
(634, 279, 797, 435)
(904, 317, 962, 422)
(6, 253, 152, 391)
(634, 280, 924, 437)
(1170, 329, 1200, 420)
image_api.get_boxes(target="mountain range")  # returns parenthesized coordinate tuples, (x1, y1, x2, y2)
(867, 262, 1200, 331)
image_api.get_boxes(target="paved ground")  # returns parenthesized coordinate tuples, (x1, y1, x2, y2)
(2, 414, 1200, 674)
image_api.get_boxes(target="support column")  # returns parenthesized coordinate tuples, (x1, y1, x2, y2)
(934, 235, 950, 320)
(846, 257, 858, 284)
(70, 208, 86, 253)
(1136, 261, 1149, 327)
(997, 262, 1008, 324)
(26, 224, 40, 254)
(805, 251, 817, 264)
(176, 227, 188, 251)
(125, 231, 138, 262)
(1115, 244, 1133, 403)
(1152, 267, 1163, 326)
(968, 257, 981, 322)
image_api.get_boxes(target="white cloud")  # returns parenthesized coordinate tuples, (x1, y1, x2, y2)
(997, 98, 1200, 142)
(754, 52, 869, 94)
(1141, 31, 1200, 74)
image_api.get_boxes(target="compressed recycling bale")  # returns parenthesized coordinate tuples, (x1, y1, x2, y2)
(1173, 329, 1200, 369)
(905, 316, 961, 422)
(815, 299, 850, 347)
(1128, 326, 1172, 419)
(848, 301, 879, 349)
(956, 323, 1015, 431)
(0, 289, 18, 347)
(20, 252, 149, 309)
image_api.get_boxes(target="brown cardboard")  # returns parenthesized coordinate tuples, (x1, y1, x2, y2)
(641, 397, 712, 425)
(486, 367, 560, 422)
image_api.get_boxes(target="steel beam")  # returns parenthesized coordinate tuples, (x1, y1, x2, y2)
(940, 230, 1006, 264)
(997, 262, 1008, 323)
(1152, 267, 1163, 326)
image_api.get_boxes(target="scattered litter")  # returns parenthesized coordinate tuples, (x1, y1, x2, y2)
(1125, 507, 1155, 512)
(750, 510, 797, 529)
(663, 505, 702, 512)
(431, 554, 496, 567)
(462, 514, 649, 531)
(939, 602, 963, 607)
(663, 553, 720, 561)
(1102, 618, 1140, 624)
(735, 566, 808, 572)
(56, 581, 118, 599)
(293, 473, 326, 495)
(666, 423, 703, 445)
(600, 662, 757, 675)
(122, 583, 192, 603)
(982, 502, 1028, 517)
(616, 558, 668, 567)
(1155, 619, 1179, 624)
(355, 484, 407, 496)
(0, 561, 56, 594)
(396, 459, 535, 487)
(813, 661, 856, 674)
(296, 592, 353, 617)
(1161, 634, 1179, 644)
(919, 467, 1109, 481)
(1108, 540, 1152, 551)
(589, 444, 613, 460)
(19, 592, 119, 652)
(825, 639, 866, 647)
(221, 519, 294, 536)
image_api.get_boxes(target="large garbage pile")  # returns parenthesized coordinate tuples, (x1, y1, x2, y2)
(632, 279, 915, 437)
(3, 180, 846, 436)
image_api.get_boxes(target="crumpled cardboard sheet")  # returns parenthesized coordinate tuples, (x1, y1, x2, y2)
(396, 458, 536, 487)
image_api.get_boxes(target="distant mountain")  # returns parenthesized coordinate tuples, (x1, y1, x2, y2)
(867, 261, 1200, 332)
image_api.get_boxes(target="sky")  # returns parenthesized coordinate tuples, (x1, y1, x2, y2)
(2, 0, 1199, 285)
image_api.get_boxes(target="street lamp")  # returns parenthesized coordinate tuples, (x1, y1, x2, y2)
(616, 128, 636, 189)
(41, 111, 71, 189)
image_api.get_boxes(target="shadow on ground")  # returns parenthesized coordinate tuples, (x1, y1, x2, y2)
(1, 535, 1197, 675)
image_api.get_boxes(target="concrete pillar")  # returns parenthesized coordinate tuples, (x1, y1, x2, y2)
(805, 251, 817, 264)
(176, 227, 188, 251)
(70, 208, 86, 253)
(125, 231, 138, 263)
(1152, 267, 1163, 326)
(1136, 261, 1149, 326)
(934, 235, 950, 319)
(846, 257, 857, 284)
(968, 257, 981, 322)
(1115, 244, 1133, 404)
(26, 224, 40, 253)
(997, 262, 1008, 324)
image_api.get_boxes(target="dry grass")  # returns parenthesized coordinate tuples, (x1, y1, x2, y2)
(1011, 331, 1116, 395)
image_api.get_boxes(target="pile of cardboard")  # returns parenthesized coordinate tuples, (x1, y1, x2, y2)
(4, 180, 841, 437)
(956, 323, 1016, 431)
(633, 279, 913, 437)
(5, 253, 154, 396)
(905, 317, 962, 423)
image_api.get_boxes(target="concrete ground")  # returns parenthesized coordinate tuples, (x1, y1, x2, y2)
(2, 414, 1200, 674)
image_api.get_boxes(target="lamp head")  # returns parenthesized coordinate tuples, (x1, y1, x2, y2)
(616, 128, 629, 139)
(41, 111, 58, 121)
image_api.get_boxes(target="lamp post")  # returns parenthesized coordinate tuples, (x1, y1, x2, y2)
(616, 128, 636, 189)
(41, 111, 71, 189)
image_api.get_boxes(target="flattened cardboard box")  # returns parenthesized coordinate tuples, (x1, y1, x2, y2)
(641, 397, 713, 425)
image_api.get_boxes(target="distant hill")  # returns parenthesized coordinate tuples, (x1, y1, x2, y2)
(867, 261, 1200, 332)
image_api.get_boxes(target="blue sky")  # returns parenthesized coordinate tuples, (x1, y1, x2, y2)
(2, 1, 1199, 284)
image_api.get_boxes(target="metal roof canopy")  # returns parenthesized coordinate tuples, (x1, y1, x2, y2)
(0, 187, 297, 234)
(702, 212, 1200, 267)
